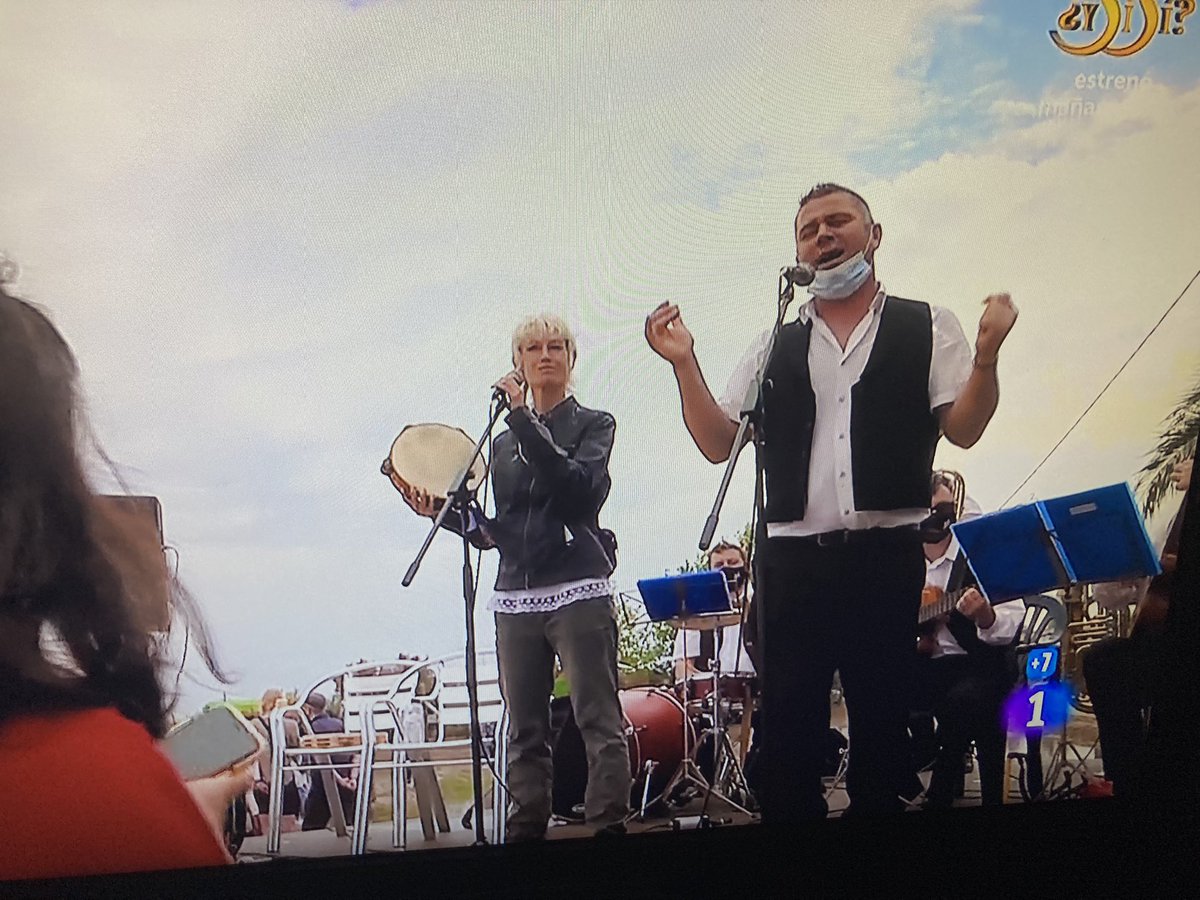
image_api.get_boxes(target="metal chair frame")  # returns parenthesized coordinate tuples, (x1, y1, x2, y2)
(265, 659, 416, 854)
(353, 651, 508, 853)
(1006, 594, 1071, 802)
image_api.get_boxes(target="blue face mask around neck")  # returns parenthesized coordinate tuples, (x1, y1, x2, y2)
(808, 230, 877, 300)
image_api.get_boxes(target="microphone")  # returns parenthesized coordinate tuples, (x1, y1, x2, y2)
(492, 370, 526, 404)
(782, 262, 816, 286)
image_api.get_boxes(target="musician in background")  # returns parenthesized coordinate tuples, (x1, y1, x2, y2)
(674, 541, 762, 796)
(1084, 453, 1192, 800)
(912, 472, 1024, 808)
(395, 314, 631, 841)
(673, 541, 757, 682)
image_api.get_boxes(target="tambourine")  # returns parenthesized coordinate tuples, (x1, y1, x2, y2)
(381, 423, 487, 501)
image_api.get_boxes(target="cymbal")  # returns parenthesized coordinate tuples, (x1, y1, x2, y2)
(666, 612, 743, 631)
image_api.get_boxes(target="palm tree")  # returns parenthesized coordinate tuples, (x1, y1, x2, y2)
(1135, 369, 1200, 518)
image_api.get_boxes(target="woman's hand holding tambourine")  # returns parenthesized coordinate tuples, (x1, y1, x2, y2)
(400, 484, 442, 519)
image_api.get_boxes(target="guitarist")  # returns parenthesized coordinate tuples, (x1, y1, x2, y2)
(911, 473, 1025, 808)
(1082, 454, 1192, 800)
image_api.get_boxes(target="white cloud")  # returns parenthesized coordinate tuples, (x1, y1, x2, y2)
(5, 1, 1197, 714)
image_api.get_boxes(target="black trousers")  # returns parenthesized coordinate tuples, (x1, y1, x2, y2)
(759, 532, 925, 823)
(914, 653, 1012, 807)
(302, 777, 356, 832)
(1082, 631, 1161, 799)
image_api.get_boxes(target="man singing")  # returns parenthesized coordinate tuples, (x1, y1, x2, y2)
(645, 183, 1018, 822)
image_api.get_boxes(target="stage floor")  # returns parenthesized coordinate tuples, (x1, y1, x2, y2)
(238, 701, 1103, 862)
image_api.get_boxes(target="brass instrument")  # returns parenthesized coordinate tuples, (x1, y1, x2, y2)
(1059, 584, 1121, 715)
(932, 468, 966, 520)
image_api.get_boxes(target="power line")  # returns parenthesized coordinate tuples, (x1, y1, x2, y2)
(1001, 266, 1200, 508)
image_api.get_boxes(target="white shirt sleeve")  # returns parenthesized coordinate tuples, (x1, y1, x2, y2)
(717, 329, 773, 421)
(929, 306, 973, 411)
(673, 629, 702, 660)
(977, 597, 1026, 645)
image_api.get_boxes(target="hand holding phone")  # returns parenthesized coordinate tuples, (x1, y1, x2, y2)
(162, 704, 265, 781)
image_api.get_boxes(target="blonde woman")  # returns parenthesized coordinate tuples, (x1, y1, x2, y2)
(397, 314, 631, 841)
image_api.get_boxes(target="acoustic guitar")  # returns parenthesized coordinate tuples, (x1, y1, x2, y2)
(915, 584, 970, 655)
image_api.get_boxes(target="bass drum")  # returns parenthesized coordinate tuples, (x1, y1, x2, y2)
(551, 687, 693, 820)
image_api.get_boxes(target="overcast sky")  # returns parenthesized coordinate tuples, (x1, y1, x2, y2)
(2, 0, 1198, 713)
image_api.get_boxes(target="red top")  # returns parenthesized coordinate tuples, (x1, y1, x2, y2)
(0, 707, 230, 882)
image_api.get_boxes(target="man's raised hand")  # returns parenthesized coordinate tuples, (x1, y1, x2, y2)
(974, 292, 1018, 366)
(645, 302, 695, 366)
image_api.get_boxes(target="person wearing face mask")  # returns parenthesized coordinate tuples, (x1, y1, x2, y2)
(910, 472, 1025, 809)
(671, 541, 762, 797)
(645, 183, 1018, 823)
(393, 314, 630, 843)
(673, 541, 757, 684)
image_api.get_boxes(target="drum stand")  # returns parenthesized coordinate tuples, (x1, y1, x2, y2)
(659, 637, 754, 826)
(698, 656, 755, 816)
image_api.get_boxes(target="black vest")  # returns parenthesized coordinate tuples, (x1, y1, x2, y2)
(761, 295, 940, 524)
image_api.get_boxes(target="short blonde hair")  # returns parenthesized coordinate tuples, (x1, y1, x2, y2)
(510, 313, 578, 379)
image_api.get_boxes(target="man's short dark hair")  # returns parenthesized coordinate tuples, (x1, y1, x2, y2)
(303, 691, 327, 712)
(707, 540, 748, 568)
(795, 183, 873, 231)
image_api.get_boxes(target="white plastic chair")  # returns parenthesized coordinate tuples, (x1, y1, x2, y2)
(353, 651, 507, 853)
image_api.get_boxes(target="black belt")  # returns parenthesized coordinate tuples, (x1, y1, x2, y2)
(780, 525, 920, 548)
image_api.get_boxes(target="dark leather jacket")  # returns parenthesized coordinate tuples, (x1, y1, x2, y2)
(444, 396, 618, 592)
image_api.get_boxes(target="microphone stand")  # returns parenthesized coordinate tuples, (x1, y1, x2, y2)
(697, 269, 799, 820)
(699, 270, 797, 553)
(401, 396, 507, 846)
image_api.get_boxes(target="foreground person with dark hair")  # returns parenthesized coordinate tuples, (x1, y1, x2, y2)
(0, 262, 249, 881)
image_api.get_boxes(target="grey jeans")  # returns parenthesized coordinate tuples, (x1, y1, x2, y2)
(495, 595, 631, 835)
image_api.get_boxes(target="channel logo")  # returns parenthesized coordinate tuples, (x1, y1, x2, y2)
(1050, 0, 1195, 56)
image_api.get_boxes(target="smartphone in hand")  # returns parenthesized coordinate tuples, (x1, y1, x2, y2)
(162, 704, 264, 781)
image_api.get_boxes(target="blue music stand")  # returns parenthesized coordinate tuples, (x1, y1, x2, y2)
(636, 570, 733, 622)
(951, 482, 1162, 603)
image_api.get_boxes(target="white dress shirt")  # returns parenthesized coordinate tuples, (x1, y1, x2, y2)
(673, 623, 756, 676)
(718, 286, 973, 537)
(925, 540, 1025, 659)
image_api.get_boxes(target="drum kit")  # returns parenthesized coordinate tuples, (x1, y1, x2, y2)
(550, 637, 759, 824)
(383, 422, 761, 829)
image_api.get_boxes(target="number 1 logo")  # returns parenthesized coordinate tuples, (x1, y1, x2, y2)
(1004, 682, 1071, 734)
(1027, 689, 1047, 728)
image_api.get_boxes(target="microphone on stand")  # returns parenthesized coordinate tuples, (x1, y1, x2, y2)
(782, 262, 816, 286)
